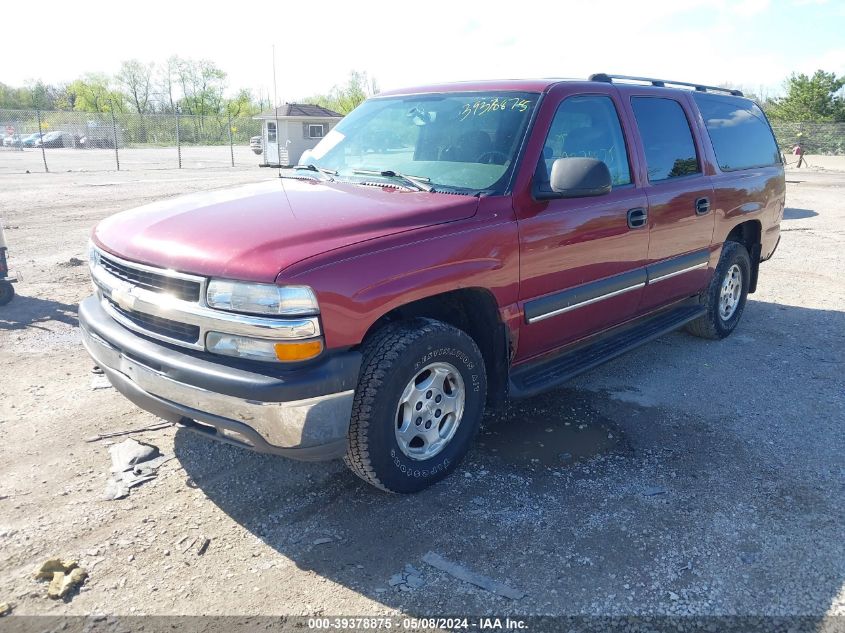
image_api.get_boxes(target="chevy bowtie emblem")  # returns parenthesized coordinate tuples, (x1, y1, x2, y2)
(111, 283, 138, 311)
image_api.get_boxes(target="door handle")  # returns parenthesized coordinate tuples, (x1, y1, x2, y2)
(695, 197, 711, 215)
(627, 207, 648, 229)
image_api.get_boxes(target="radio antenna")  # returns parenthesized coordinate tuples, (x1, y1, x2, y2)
(272, 44, 281, 177)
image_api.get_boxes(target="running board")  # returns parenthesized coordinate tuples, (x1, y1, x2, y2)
(509, 304, 705, 399)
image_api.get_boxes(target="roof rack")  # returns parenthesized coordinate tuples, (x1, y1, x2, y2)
(589, 73, 743, 97)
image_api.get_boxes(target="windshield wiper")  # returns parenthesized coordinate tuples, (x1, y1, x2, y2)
(352, 169, 434, 192)
(280, 164, 337, 180)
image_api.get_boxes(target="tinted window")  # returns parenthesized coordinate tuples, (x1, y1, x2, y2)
(537, 95, 631, 190)
(693, 93, 781, 171)
(631, 97, 701, 182)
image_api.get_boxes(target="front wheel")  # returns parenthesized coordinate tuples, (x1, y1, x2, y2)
(686, 241, 751, 340)
(345, 318, 487, 493)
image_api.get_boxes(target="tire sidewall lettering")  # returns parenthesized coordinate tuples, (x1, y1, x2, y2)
(390, 448, 451, 479)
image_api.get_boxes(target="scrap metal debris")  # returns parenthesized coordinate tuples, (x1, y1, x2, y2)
(103, 439, 172, 500)
(85, 421, 173, 443)
(422, 551, 525, 600)
(388, 564, 426, 592)
(34, 558, 88, 600)
(90, 375, 113, 390)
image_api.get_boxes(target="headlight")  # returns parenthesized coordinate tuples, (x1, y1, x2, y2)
(206, 332, 323, 363)
(206, 280, 319, 316)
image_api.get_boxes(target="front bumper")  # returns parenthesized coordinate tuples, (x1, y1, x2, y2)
(79, 296, 361, 461)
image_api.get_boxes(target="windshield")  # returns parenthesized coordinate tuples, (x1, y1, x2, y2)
(302, 91, 539, 194)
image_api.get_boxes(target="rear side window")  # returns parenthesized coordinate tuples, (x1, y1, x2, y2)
(693, 93, 781, 171)
(631, 97, 701, 182)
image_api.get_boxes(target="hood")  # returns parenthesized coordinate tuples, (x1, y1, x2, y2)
(93, 178, 479, 282)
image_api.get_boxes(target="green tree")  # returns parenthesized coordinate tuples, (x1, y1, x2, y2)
(225, 88, 261, 118)
(173, 57, 227, 118)
(117, 60, 155, 115)
(0, 82, 35, 109)
(155, 56, 182, 113)
(0, 81, 67, 109)
(303, 70, 379, 114)
(67, 74, 125, 113)
(767, 70, 845, 122)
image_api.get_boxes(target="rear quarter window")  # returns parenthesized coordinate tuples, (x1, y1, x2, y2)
(693, 93, 781, 171)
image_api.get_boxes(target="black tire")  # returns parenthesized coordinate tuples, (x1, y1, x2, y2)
(0, 282, 14, 306)
(686, 241, 751, 340)
(344, 318, 487, 493)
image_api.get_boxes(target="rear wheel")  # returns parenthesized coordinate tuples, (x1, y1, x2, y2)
(686, 241, 751, 339)
(345, 318, 486, 493)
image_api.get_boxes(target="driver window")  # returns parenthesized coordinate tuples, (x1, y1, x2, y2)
(537, 95, 631, 189)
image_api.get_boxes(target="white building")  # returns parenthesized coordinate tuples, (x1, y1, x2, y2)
(254, 103, 343, 167)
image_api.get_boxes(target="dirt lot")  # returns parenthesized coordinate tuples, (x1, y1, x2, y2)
(0, 162, 843, 620)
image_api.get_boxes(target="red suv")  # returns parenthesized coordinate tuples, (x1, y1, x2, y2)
(80, 74, 784, 492)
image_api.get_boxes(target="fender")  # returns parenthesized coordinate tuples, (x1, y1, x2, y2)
(281, 202, 521, 350)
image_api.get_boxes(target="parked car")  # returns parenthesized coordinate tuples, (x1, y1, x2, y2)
(250, 135, 263, 155)
(2, 134, 22, 147)
(80, 135, 116, 149)
(80, 74, 784, 492)
(35, 131, 74, 148)
(22, 132, 45, 148)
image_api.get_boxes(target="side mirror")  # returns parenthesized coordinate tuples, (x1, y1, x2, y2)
(537, 157, 612, 200)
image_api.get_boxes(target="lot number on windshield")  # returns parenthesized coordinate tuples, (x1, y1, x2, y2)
(460, 97, 532, 120)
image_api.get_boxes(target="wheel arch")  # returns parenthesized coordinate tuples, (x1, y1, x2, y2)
(358, 287, 511, 407)
(725, 219, 762, 293)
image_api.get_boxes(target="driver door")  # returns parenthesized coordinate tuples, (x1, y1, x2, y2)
(515, 91, 650, 361)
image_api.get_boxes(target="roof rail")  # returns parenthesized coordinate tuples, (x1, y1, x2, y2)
(589, 73, 743, 97)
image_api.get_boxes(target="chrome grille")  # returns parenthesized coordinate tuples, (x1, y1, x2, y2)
(99, 253, 201, 302)
(109, 302, 201, 344)
(91, 246, 321, 352)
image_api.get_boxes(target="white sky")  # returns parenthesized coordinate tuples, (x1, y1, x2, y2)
(3, 0, 844, 102)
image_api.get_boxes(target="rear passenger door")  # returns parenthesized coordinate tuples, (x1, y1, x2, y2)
(626, 94, 716, 312)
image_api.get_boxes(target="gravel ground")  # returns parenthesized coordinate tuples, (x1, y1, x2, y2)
(0, 163, 842, 620)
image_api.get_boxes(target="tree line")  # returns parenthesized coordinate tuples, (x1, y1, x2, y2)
(0, 59, 377, 119)
(1, 63, 842, 124)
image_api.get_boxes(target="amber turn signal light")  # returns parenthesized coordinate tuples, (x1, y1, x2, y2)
(274, 340, 323, 362)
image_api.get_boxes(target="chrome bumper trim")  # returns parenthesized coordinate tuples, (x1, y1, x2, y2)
(81, 325, 353, 451)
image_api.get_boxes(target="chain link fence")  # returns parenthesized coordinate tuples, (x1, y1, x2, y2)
(1, 107, 843, 174)
(770, 121, 845, 155)
(0, 108, 263, 173)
